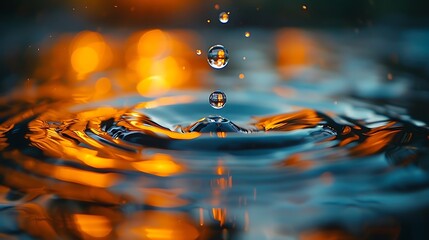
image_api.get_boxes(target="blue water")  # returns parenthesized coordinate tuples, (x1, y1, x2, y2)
(1, 29, 429, 239)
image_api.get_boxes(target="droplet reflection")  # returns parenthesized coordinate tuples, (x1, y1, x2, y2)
(209, 90, 227, 109)
(219, 12, 229, 24)
(207, 45, 229, 69)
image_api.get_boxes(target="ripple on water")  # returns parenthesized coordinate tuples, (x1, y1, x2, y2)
(0, 92, 428, 239)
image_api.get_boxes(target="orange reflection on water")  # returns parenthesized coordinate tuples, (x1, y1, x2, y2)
(255, 109, 322, 131)
(11, 149, 120, 188)
(212, 208, 227, 226)
(17, 203, 58, 239)
(141, 188, 189, 208)
(132, 153, 183, 177)
(73, 214, 112, 238)
(117, 211, 199, 240)
(281, 154, 314, 170)
(121, 115, 201, 140)
(349, 122, 401, 156)
(52, 165, 119, 188)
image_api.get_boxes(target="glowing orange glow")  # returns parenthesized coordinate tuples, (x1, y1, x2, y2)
(117, 211, 199, 240)
(73, 214, 112, 238)
(137, 75, 169, 97)
(212, 208, 227, 226)
(350, 127, 400, 156)
(239, 73, 245, 79)
(141, 188, 189, 208)
(217, 132, 227, 138)
(71, 47, 99, 74)
(95, 77, 112, 96)
(52, 165, 119, 188)
(199, 208, 204, 226)
(135, 95, 195, 109)
(132, 154, 183, 177)
(220, 12, 229, 22)
(119, 117, 200, 140)
(138, 29, 171, 58)
(276, 29, 315, 78)
(213, 176, 233, 190)
(125, 29, 202, 95)
(216, 162, 226, 175)
(255, 109, 322, 131)
(76, 107, 118, 120)
(69, 31, 112, 79)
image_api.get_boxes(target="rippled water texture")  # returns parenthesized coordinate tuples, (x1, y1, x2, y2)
(1, 29, 429, 239)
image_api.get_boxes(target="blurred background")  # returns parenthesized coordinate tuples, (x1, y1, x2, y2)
(1, 0, 429, 120)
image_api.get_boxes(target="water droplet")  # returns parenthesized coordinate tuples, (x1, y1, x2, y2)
(207, 19, 211, 23)
(239, 73, 245, 79)
(214, 4, 220, 10)
(219, 12, 229, 24)
(302, 5, 308, 10)
(245, 32, 251, 38)
(207, 45, 229, 69)
(209, 90, 227, 109)
(243, 56, 246, 60)
(196, 49, 202, 55)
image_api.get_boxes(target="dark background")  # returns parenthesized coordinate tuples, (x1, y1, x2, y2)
(1, 0, 429, 95)
(2, 0, 429, 29)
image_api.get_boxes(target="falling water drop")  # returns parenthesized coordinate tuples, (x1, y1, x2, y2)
(219, 12, 229, 24)
(207, 45, 229, 69)
(245, 32, 251, 38)
(196, 49, 202, 55)
(209, 90, 227, 109)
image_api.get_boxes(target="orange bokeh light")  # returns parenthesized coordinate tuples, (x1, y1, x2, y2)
(73, 214, 112, 238)
(71, 46, 99, 75)
(132, 154, 183, 177)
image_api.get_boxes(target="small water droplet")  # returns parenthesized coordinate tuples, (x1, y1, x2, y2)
(245, 32, 251, 38)
(219, 12, 229, 24)
(239, 73, 245, 79)
(209, 90, 227, 109)
(214, 4, 220, 10)
(196, 49, 202, 55)
(302, 5, 308, 10)
(207, 19, 211, 23)
(207, 45, 229, 69)
(243, 56, 246, 60)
